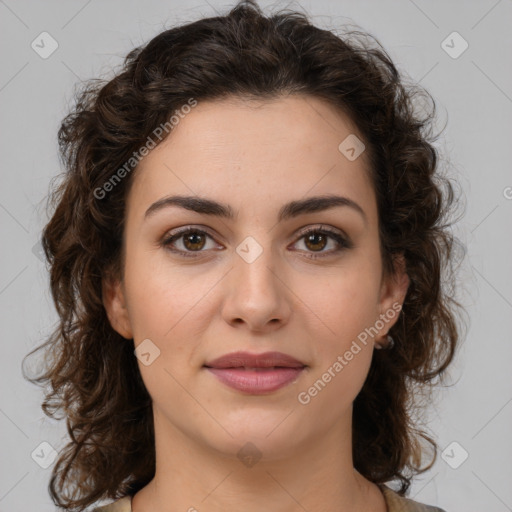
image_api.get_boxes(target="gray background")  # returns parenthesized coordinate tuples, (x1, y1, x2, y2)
(1, 0, 511, 510)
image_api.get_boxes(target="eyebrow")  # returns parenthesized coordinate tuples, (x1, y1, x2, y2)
(144, 194, 367, 225)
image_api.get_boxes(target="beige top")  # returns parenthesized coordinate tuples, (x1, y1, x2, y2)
(92, 484, 446, 511)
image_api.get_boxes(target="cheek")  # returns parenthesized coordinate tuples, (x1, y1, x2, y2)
(296, 274, 379, 415)
(293, 259, 381, 407)
(122, 247, 219, 376)
(123, 246, 195, 338)
(304, 264, 381, 347)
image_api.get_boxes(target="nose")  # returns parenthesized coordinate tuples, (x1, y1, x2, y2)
(221, 243, 292, 333)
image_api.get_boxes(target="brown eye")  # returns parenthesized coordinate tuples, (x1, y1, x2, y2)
(162, 228, 220, 257)
(182, 231, 206, 251)
(161, 225, 352, 260)
(292, 226, 353, 259)
(304, 232, 328, 252)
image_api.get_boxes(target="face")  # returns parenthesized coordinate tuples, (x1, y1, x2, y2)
(103, 95, 409, 461)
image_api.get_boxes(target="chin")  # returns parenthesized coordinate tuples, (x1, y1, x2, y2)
(198, 408, 310, 461)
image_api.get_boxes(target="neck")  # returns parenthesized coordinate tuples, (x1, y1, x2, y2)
(132, 407, 385, 512)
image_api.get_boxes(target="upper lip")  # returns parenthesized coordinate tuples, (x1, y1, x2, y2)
(204, 351, 306, 369)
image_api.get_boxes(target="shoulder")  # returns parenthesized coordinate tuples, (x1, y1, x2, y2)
(91, 495, 132, 512)
(379, 484, 447, 512)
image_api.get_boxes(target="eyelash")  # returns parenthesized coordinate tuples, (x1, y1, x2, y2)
(161, 225, 353, 260)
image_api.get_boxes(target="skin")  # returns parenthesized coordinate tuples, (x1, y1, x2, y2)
(103, 94, 409, 512)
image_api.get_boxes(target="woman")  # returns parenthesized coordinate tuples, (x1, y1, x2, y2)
(24, 1, 463, 510)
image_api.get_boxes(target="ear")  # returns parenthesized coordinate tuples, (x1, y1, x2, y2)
(377, 253, 410, 334)
(102, 273, 133, 340)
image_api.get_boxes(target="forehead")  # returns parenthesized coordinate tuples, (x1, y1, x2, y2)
(128, 94, 376, 222)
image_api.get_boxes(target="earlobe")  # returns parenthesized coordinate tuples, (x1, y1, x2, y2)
(102, 275, 133, 340)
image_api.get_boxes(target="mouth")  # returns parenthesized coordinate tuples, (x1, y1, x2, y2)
(203, 351, 307, 394)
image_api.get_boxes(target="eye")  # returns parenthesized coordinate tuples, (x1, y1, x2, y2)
(161, 227, 221, 258)
(291, 225, 352, 259)
(161, 225, 352, 259)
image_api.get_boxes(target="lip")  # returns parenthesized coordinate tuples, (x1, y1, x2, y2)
(205, 350, 305, 369)
(204, 351, 306, 395)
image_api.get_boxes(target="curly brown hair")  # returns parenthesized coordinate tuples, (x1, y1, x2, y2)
(23, 0, 465, 510)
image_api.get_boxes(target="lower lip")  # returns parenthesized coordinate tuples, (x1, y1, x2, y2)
(205, 367, 305, 394)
